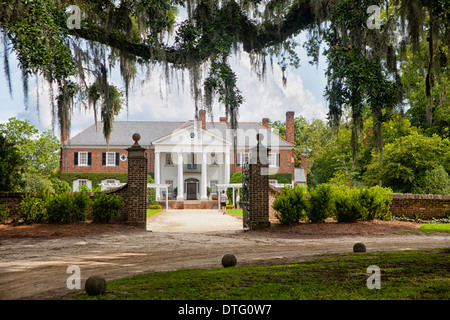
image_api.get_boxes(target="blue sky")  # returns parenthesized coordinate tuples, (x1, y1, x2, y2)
(0, 31, 328, 140)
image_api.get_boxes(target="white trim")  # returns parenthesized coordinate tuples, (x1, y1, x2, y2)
(106, 152, 116, 166)
(78, 152, 88, 166)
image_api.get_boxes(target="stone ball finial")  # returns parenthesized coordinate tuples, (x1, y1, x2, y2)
(85, 275, 107, 296)
(132, 133, 141, 146)
(222, 254, 237, 268)
(353, 242, 366, 253)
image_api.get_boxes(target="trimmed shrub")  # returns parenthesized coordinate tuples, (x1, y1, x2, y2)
(46, 192, 89, 223)
(91, 193, 124, 223)
(332, 186, 393, 222)
(0, 205, 10, 223)
(272, 185, 307, 225)
(333, 188, 363, 222)
(19, 194, 48, 224)
(306, 184, 335, 222)
(357, 186, 392, 221)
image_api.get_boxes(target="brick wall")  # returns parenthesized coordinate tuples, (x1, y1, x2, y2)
(390, 194, 450, 219)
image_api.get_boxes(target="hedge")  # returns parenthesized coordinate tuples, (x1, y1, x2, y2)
(61, 173, 129, 191)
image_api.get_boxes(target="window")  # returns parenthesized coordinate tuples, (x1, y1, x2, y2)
(76, 152, 89, 166)
(73, 179, 92, 191)
(210, 152, 218, 165)
(105, 152, 115, 166)
(102, 152, 119, 166)
(166, 153, 173, 166)
(268, 153, 280, 167)
(237, 153, 250, 166)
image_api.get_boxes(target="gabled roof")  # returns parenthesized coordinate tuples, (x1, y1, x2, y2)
(63, 120, 294, 148)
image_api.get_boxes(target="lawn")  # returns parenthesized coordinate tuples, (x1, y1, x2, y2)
(419, 223, 450, 234)
(147, 209, 163, 218)
(72, 249, 449, 300)
(226, 209, 243, 217)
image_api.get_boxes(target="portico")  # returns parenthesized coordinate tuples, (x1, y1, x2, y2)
(152, 121, 231, 201)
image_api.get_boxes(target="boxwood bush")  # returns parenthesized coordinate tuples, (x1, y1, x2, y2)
(306, 184, 335, 222)
(272, 185, 307, 225)
(272, 184, 393, 224)
(91, 193, 125, 223)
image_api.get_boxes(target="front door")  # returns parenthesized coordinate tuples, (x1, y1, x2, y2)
(186, 182, 197, 200)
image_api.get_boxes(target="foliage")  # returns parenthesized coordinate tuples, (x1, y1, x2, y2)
(50, 177, 71, 193)
(0, 204, 10, 222)
(272, 185, 307, 225)
(356, 186, 393, 221)
(411, 165, 450, 195)
(306, 184, 335, 222)
(91, 193, 124, 223)
(0, 118, 59, 176)
(147, 174, 156, 203)
(1, 0, 447, 149)
(333, 188, 363, 222)
(333, 187, 393, 222)
(271, 115, 333, 170)
(61, 172, 129, 191)
(0, 133, 25, 191)
(46, 192, 89, 223)
(19, 193, 48, 224)
(148, 199, 161, 209)
(363, 133, 450, 193)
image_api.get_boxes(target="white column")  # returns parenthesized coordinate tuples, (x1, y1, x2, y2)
(177, 152, 184, 200)
(201, 151, 208, 199)
(224, 150, 230, 184)
(155, 151, 161, 200)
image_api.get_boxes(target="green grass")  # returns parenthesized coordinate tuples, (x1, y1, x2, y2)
(71, 249, 449, 300)
(419, 223, 450, 234)
(146, 209, 163, 218)
(226, 209, 243, 217)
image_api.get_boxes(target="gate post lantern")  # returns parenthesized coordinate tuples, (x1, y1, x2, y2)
(126, 133, 148, 228)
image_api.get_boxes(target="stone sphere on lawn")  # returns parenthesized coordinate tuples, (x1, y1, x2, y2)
(353, 242, 366, 253)
(85, 275, 107, 296)
(222, 254, 237, 268)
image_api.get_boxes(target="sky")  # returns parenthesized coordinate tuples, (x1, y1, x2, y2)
(0, 31, 329, 141)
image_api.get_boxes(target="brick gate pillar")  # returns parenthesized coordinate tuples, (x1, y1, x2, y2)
(248, 134, 270, 230)
(125, 133, 148, 228)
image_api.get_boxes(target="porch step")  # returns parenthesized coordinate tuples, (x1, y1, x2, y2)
(183, 200, 202, 209)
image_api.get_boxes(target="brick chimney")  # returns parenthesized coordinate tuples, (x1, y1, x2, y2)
(220, 117, 227, 123)
(199, 109, 206, 130)
(262, 118, 269, 129)
(286, 111, 295, 145)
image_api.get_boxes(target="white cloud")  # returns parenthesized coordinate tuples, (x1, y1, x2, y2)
(1, 47, 328, 139)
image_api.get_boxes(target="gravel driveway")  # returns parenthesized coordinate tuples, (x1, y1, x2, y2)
(0, 210, 448, 300)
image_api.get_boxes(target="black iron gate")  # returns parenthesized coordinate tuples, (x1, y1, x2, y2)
(241, 161, 250, 230)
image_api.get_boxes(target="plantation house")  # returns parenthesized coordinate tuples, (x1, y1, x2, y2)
(60, 111, 307, 202)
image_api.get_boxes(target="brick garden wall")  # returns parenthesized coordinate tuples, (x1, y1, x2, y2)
(390, 194, 450, 219)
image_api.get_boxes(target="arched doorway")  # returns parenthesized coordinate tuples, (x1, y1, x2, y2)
(185, 178, 199, 200)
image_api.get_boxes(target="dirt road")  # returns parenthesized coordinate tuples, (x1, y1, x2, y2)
(0, 211, 449, 300)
